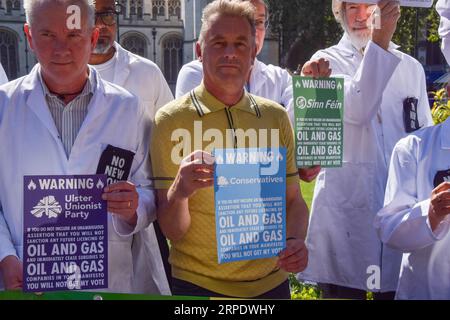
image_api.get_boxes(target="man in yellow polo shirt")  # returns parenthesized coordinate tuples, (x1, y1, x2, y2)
(151, 0, 309, 298)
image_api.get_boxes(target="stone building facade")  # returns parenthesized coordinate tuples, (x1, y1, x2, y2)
(0, 0, 279, 92)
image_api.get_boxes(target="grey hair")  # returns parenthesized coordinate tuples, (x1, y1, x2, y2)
(23, 0, 96, 29)
(242, 0, 269, 18)
(198, 0, 256, 48)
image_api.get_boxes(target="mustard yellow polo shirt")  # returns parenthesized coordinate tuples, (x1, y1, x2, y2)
(151, 83, 299, 298)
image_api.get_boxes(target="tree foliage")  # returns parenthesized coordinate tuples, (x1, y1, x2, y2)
(266, 0, 440, 71)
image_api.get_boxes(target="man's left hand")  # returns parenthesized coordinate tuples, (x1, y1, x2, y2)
(102, 181, 139, 226)
(277, 238, 308, 273)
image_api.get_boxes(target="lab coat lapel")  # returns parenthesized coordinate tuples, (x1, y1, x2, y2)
(75, 68, 108, 143)
(113, 42, 131, 87)
(24, 65, 62, 145)
(249, 59, 267, 93)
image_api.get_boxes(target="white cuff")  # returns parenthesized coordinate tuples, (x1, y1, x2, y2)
(426, 201, 450, 240)
(0, 250, 19, 264)
(386, 199, 444, 252)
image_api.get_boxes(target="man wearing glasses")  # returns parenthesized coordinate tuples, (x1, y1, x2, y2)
(89, 0, 173, 296)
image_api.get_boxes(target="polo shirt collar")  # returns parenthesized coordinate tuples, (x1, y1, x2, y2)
(192, 82, 261, 118)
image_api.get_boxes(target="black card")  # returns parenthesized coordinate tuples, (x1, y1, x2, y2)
(96, 144, 135, 185)
(433, 169, 450, 188)
(403, 97, 420, 133)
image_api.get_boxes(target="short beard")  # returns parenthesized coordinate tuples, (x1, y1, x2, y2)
(93, 39, 114, 55)
(346, 29, 371, 51)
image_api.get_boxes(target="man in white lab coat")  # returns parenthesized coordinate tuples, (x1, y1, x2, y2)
(89, 0, 173, 295)
(375, 117, 450, 299)
(437, 0, 450, 64)
(0, 0, 154, 293)
(0, 63, 7, 85)
(298, 0, 433, 299)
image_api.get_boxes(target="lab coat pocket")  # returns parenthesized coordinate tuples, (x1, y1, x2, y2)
(323, 162, 375, 210)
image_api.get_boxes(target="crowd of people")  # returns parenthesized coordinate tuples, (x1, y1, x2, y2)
(0, 0, 449, 300)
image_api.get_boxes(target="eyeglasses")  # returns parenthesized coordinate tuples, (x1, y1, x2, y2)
(254, 19, 269, 30)
(95, 11, 118, 26)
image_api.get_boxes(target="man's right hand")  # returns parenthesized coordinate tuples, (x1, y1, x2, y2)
(168, 150, 215, 202)
(300, 58, 331, 78)
(0, 255, 23, 290)
(429, 182, 450, 232)
(298, 166, 321, 183)
(371, 0, 401, 51)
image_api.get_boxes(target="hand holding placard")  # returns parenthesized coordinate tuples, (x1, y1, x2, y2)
(169, 150, 215, 201)
(102, 181, 139, 226)
(371, 0, 401, 50)
(300, 58, 332, 78)
(277, 238, 308, 273)
(0, 255, 23, 290)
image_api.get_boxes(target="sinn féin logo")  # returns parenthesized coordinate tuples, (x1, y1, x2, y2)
(31, 196, 62, 219)
(296, 96, 307, 109)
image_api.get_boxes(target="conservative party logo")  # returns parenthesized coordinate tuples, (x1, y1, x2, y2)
(217, 176, 229, 187)
(30, 196, 62, 219)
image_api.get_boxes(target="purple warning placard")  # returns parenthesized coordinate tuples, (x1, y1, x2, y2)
(23, 175, 108, 292)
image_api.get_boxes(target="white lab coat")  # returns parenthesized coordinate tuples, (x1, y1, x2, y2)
(175, 58, 293, 111)
(0, 64, 7, 85)
(299, 34, 433, 292)
(375, 118, 450, 299)
(0, 65, 155, 294)
(437, 0, 450, 64)
(91, 42, 173, 295)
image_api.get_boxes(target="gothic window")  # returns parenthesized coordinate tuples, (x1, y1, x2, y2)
(130, 0, 143, 18)
(13, 0, 19, 10)
(118, 0, 127, 18)
(168, 0, 180, 19)
(152, 0, 165, 18)
(162, 36, 183, 84)
(121, 33, 147, 58)
(6, 0, 12, 14)
(130, 0, 136, 16)
(0, 29, 19, 80)
(137, 3, 143, 19)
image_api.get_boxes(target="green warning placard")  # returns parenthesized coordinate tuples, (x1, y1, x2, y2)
(293, 76, 344, 168)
